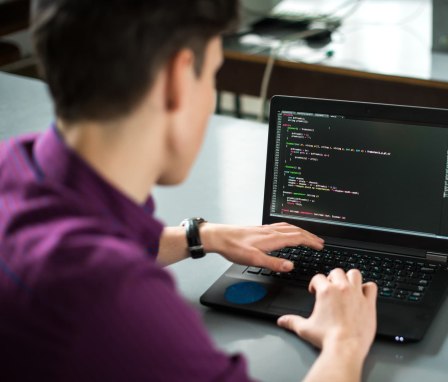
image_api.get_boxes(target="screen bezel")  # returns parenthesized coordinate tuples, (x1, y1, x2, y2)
(263, 96, 448, 253)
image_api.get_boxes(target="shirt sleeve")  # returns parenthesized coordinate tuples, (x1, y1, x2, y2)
(63, 257, 253, 382)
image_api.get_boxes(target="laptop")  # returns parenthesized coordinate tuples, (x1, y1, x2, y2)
(201, 96, 448, 343)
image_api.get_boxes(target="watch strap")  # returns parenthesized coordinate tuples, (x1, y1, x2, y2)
(181, 218, 207, 259)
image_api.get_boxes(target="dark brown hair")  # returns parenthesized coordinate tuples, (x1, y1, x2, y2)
(32, 0, 239, 123)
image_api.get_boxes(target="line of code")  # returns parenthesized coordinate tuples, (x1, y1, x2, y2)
(270, 111, 448, 237)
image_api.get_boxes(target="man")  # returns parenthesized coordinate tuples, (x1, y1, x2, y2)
(0, 1, 377, 381)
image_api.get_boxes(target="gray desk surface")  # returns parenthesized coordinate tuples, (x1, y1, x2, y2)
(1, 72, 447, 381)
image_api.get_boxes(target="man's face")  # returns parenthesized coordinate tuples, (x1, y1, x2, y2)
(158, 37, 224, 185)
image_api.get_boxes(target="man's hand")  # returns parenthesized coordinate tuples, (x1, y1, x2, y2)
(201, 222, 324, 273)
(277, 269, 377, 382)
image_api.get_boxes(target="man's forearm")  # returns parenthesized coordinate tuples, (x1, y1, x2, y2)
(303, 343, 365, 382)
(158, 224, 219, 265)
(157, 227, 190, 266)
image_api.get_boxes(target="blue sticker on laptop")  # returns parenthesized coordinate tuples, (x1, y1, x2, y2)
(225, 281, 267, 305)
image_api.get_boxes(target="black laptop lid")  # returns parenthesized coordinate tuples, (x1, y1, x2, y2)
(263, 96, 448, 254)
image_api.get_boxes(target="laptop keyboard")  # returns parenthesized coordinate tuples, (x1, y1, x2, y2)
(244, 246, 443, 303)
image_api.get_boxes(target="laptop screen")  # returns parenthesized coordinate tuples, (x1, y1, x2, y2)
(264, 96, 448, 252)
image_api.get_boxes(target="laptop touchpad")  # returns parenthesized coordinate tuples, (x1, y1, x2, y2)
(268, 287, 315, 317)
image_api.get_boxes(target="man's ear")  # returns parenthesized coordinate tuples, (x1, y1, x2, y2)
(164, 49, 195, 112)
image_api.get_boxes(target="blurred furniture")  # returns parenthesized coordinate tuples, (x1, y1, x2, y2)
(219, 0, 448, 110)
(0, 0, 30, 66)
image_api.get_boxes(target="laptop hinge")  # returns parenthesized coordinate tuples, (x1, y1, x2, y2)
(426, 252, 448, 263)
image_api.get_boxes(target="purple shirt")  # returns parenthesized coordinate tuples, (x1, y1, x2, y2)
(0, 127, 250, 381)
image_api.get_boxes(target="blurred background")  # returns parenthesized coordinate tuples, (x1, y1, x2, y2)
(1, 0, 448, 120)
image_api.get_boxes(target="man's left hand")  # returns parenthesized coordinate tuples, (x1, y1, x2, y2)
(200, 222, 324, 273)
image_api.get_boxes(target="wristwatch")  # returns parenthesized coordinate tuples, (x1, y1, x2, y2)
(180, 217, 208, 259)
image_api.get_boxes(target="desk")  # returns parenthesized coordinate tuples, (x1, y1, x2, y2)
(1, 72, 447, 381)
(220, 0, 448, 108)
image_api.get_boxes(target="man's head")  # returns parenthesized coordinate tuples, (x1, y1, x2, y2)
(31, 0, 239, 191)
(32, 0, 238, 123)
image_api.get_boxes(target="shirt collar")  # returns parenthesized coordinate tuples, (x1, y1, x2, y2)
(33, 125, 164, 256)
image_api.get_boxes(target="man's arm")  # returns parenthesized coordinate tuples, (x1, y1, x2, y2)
(157, 222, 324, 272)
(301, 341, 364, 382)
(277, 268, 378, 382)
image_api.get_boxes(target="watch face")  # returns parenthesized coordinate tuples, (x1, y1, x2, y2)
(180, 217, 207, 226)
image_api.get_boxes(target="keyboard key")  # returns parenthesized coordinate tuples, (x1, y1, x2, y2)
(290, 274, 312, 283)
(289, 254, 300, 261)
(247, 267, 262, 274)
(396, 283, 425, 292)
(263, 246, 438, 303)
(261, 268, 272, 276)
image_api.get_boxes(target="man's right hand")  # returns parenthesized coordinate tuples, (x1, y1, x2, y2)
(277, 268, 377, 382)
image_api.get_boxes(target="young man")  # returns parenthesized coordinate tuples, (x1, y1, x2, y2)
(0, 1, 377, 381)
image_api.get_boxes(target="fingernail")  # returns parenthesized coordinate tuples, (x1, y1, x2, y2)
(281, 261, 294, 271)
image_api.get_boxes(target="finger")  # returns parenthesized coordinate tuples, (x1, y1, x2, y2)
(252, 250, 294, 272)
(362, 282, 378, 301)
(274, 225, 325, 244)
(289, 228, 325, 244)
(267, 222, 293, 228)
(346, 268, 363, 287)
(297, 228, 325, 244)
(271, 231, 324, 251)
(267, 222, 308, 230)
(277, 314, 308, 335)
(263, 223, 325, 244)
(308, 273, 328, 294)
(327, 268, 347, 284)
